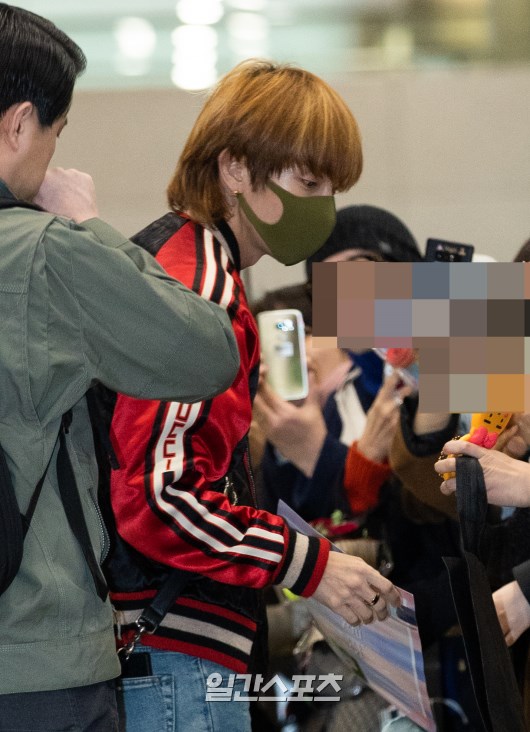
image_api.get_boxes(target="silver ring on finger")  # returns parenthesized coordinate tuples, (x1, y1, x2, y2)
(367, 592, 380, 607)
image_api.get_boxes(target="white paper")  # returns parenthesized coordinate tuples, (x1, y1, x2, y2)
(278, 500, 436, 732)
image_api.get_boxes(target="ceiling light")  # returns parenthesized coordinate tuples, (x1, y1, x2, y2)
(226, 0, 266, 10)
(227, 12, 268, 40)
(171, 25, 218, 90)
(176, 0, 224, 25)
(114, 17, 157, 60)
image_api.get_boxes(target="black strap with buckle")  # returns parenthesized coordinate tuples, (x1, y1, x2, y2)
(118, 568, 191, 675)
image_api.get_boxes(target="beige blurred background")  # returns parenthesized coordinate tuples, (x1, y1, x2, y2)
(16, 0, 530, 300)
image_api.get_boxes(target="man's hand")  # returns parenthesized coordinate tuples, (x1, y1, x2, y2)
(253, 372, 326, 477)
(493, 581, 530, 646)
(311, 551, 401, 625)
(435, 439, 530, 507)
(34, 168, 99, 223)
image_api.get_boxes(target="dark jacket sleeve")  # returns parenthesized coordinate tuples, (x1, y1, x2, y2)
(390, 396, 459, 520)
(261, 434, 349, 521)
(513, 560, 530, 605)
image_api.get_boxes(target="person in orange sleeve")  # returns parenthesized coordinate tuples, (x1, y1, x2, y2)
(342, 374, 402, 514)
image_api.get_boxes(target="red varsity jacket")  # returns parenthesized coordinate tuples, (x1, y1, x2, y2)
(107, 213, 329, 672)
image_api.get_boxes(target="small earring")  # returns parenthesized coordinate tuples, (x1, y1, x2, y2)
(230, 191, 240, 211)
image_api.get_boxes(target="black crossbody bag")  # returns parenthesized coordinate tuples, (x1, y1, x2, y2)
(443, 455, 527, 731)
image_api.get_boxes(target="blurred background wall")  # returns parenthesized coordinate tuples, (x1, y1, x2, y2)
(15, 0, 530, 300)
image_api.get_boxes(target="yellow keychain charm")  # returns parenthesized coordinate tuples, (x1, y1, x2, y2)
(441, 412, 512, 480)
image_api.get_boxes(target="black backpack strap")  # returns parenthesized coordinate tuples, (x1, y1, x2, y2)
(119, 211, 195, 649)
(57, 411, 108, 601)
(0, 424, 61, 594)
(1, 194, 58, 532)
(85, 386, 193, 649)
(0, 198, 108, 599)
(0, 417, 69, 594)
(86, 387, 119, 470)
(0, 445, 25, 594)
(21, 442, 58, 536)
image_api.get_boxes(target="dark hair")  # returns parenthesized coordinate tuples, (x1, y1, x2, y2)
(513, 237, 530, 263)
(251, 283, 313, 329)
(0, 3, 86, 126)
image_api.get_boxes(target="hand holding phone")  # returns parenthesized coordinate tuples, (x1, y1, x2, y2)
(257, 309, 308, 401)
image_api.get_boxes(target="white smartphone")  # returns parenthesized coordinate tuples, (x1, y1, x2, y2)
(257, 309, 309, 401)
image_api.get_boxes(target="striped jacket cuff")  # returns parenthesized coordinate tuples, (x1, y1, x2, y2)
(274, 528, 330, 598)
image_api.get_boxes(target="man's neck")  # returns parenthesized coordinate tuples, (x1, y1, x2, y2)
(223, 211, 265, 270)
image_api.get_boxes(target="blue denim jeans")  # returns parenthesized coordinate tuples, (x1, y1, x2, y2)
(117, 648, 251, 732)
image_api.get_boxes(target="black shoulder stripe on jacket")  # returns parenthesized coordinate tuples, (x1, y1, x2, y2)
(131, 213, 188, 258)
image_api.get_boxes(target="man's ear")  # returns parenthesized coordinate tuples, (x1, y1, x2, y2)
(217, 149, 250, 194)
(0, 102, 34, 151)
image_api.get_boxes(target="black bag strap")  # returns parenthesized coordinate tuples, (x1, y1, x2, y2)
(21, 442, 58, 536)
(0, 196, 108, 600)
(1, 193, 52, 535)
(0, 412, 108, 600)
(455, 454, 488, 557)
(451, 454, 527, 732)
(119, 570, 191, 664)
(57, 412, 108, 601)
(138, 570, 191, 633)
(0, 423, 61, 593)
(0, 445, 25, 593)
(0, 414, 81, 594)
(85, 388, 120, 470)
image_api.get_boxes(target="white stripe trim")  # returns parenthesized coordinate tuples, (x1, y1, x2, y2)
(156, 493, 283, 563)
(218, 246, 234, 309)
(120, 610, 253, 654)
(162, 484, 283, 560)
(152, 400, 202, 503)
(246, 526, 284, 544)
(279, 532, 309, 590)
(200, 230, 217, 301)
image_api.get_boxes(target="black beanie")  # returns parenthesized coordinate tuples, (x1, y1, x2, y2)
(306, 204, 422, 279)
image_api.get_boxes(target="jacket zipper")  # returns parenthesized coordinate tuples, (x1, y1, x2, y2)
(90, 491, 110, 562)
(243, 446, 257, 507)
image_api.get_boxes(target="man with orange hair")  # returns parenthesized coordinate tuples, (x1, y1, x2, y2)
(107, 60, 401, 731)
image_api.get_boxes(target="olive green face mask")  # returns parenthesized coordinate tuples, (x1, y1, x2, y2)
(236, 181, 336, 266)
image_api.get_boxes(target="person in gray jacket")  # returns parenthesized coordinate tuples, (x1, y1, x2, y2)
(0, 4, 239, 730)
